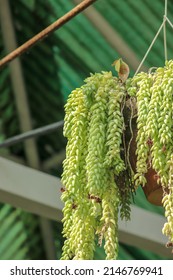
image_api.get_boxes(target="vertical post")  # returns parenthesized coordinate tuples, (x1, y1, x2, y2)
(0, 0, 39, 169)
(0, 0, 56, 260)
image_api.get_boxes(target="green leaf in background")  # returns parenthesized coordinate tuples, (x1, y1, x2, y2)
(20, 0, 35, 10)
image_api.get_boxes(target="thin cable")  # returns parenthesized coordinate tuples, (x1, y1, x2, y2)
(163, 0, 168, 61)
(0, 0, 98, 68)
(165, 0, 168, 16)
(166, 16, 173, 30)
(134, 19, 166, 76)
(0, 120, 64, 148)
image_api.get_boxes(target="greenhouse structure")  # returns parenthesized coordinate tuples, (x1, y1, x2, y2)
(0, 0, 173, 260)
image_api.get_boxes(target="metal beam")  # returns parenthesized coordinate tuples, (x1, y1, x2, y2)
(0, 157, 63, 221)
(0, 121, 64, 149)
(0, 157, 172, 258)
(0, 152, 26, 166)
(119, 207, 170, 258)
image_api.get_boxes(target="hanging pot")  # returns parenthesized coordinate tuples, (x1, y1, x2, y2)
(124, 98, 163, 206)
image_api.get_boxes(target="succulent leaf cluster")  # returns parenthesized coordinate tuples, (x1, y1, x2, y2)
(61, 61, 173, 259)
(129, 61, 173, 246)
(61, 72, 128, 260)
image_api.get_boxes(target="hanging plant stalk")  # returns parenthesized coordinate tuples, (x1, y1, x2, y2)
(61, 60, 173, 259)
(128, 60, 173, 247)
(61, 71, 132, 260)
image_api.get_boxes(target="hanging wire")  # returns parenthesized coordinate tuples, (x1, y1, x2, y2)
(166, 16, 173, 29)
(135, 0, 171, 75)
(163, 0, 168, 61)
(0, 120, 64, 149)
(134, 19, 166, 76)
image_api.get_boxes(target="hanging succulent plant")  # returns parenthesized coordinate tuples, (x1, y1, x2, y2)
(60, 60, 173, 260)
(128, 60, 173, 249)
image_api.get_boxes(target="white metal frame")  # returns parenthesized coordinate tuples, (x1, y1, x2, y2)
(0, 156, 172, 258)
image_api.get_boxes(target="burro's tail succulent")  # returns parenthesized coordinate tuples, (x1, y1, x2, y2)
(61, 60, 173, 259)
(61, 71, 130, 260)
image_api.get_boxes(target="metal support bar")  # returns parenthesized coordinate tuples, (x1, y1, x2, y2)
(0, 0, 98, 68)
(0, 157, 63, 221)
(0, 121, 64, 149)
(0, 157, 172, 258)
